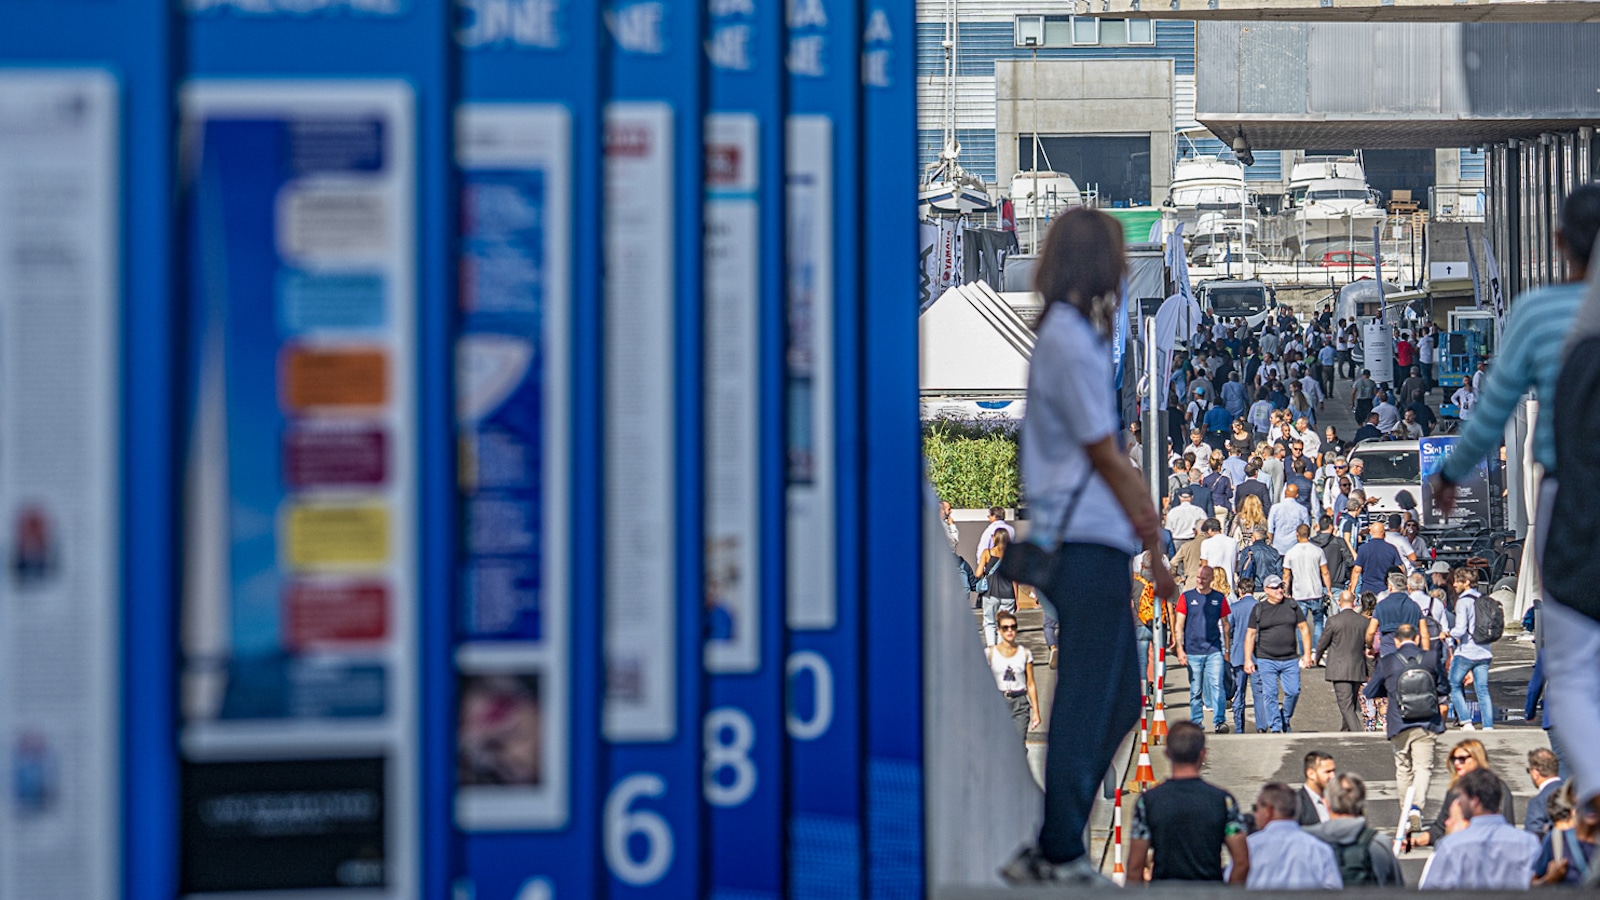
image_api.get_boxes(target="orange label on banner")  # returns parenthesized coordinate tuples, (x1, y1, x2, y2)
(282, 347, 388, 409)
(283, 504, 390, 568)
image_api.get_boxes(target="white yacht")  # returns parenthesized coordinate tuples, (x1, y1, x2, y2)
(1281, 155, 1386, 260)
(918, 0, 992, 215)
(1008, 170, 1083, 221)
(1165, 154, 1254, 234)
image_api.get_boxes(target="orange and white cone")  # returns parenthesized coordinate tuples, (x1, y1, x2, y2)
(1112, 787, 1127, 886)
(1133, 732, 1156, 788)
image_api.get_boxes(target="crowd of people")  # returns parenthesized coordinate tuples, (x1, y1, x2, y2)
(1125, 722, 1593, 888)
(976, 189, 1600, 887)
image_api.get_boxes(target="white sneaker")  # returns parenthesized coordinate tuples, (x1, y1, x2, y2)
(1407, 807, 1423, 834)
(1460, 722, 1475, 731)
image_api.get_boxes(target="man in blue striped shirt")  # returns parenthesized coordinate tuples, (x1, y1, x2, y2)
(1430, 185, 1600, 837)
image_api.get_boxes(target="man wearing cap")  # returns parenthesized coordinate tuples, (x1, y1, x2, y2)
(1244, 575, 1314, 733)
(1165, 488, 1207, 547)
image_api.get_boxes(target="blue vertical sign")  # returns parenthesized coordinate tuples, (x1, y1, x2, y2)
(702, 0, 788, 898)
(784, 0, 866, 896)
(600, 0, 704, 897)
(861, 2, 924, 898)
(1, 5, 176, 899)
(180, 3, 454, 899)
(455, 3, 604, 899)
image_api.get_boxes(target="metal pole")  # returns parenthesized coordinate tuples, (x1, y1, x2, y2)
(1145, 315, 1161, 507)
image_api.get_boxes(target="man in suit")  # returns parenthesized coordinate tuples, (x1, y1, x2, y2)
(1523, 748, 1564, 838)
(1296, 751, 1335, 825)
(1313, 590, 1379, 732)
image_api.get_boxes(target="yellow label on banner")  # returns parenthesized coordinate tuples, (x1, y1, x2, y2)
(284, 504, 390, 568)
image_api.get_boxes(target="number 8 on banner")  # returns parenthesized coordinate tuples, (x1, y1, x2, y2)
(603, 774, 675, 886)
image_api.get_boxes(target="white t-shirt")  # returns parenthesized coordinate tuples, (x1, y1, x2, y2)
(1021, 305, 1137, 553)
(1284, 541, 1328, 600)
(978, 519, 1016, 554)
(987, 643, 1033, 694)
(1384, 533, 1417, 571)
(1200, 533, 1240, 586)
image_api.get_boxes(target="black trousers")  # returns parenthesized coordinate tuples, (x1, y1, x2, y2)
(1333, 680, 1365, 732)
(1038, 543, 1138, 863)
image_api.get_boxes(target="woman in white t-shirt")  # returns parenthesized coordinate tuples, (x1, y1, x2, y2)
(987, 609, 1040, 737)
(1002, 208, 1176, 885)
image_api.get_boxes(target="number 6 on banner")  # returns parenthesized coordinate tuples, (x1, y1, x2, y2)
(603, 773, 674, 886)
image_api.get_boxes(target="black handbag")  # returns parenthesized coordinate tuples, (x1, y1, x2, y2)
(996, 469, 1094, 589)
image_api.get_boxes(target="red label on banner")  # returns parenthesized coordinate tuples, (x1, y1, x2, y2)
(284, 427, 388, 487)
(285, 581, 389, 647)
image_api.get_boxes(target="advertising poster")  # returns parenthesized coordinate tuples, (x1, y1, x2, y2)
(0, 69, 120, 900)
(1420, 436, 1491, 528)
(785, 115, 837, 631)
(1362, 320, 1395, 386)
(178, 82, 418, 896)
(703, 112, 761, 673)
(602, 102, 678, 742)
(453, 103, 572, 831)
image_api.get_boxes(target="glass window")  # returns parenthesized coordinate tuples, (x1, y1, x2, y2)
(1128, 18, 1155, 44)
(1041, 17, 1073, 47)
(1071, 16, 1099, 45)
(1099, 19, 1128, 45)
(1352, 449, 1419, 484)
(1014, 15, 1044, 47)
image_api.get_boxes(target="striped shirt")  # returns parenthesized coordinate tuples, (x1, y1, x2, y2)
(1439, 283, 1586, 481)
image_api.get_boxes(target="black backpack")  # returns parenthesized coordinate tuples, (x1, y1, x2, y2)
(1394, 650, 1438, 722)
(1471, 592, 1505, 645)
(1548, 333, 1600, 624)
(1332, 827, 1379, 887)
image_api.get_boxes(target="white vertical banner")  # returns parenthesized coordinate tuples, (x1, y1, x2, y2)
(703, 113, 761, 673)
(0, 69, 120, 900)
(785, 116, 836, 630)
(602, 102, 678, 740)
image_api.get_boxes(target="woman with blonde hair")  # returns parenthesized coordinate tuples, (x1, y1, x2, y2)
(1413, 737, 1518, 847)
(1232, 494, 1267, 544)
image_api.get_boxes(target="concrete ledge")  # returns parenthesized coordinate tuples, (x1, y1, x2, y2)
(1099, 0, 1600, 22)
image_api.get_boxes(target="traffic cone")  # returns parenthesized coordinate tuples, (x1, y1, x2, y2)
(1112, 787, 1127, 886)
(1133, 734, 1156, 788)
(1150, 643, 1169, 744)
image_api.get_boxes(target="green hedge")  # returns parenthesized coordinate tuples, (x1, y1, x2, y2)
(923, 418, 1020, 509)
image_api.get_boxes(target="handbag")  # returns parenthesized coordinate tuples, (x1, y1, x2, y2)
(996, 468, 1094, 589)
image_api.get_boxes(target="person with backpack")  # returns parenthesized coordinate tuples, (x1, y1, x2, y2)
(1363, 623, 1448, 839)
(1304, 772, 1404, 887)
(1237, 525, 1282, 587)
(1431, 185, 1600, 844)
(1448, 566, 1501, 730)
(975, 530, 1018, 648)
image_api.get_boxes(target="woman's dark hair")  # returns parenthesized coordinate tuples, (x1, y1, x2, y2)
(1033, 207, 1125, 336)
(1558, 184, 1600, 268)
(990, 529, 1009, 554)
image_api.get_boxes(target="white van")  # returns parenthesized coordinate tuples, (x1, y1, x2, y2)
(1197, 279, 1278, 332)
(1348, 439, 1421, 515)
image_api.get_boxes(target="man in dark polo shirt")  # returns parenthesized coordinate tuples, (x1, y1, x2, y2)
(1245, 575, 1313, 734)
(1372, 570, 1432, 657)
(1125, 721, 1250, 884)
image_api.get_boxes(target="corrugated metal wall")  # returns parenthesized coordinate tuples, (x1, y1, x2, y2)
(919, 128, 998, 183)
(915, 20, 1196, 78)
(1460, 149, 1486, 181)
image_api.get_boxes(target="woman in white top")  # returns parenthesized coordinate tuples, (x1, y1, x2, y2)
(987, 609, 1041, 737)
(1000, 208, 1176, 886)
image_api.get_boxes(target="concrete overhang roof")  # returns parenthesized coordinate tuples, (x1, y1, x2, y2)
(1099, 0, 1600, 21)
(1197, 114, 1600, 150)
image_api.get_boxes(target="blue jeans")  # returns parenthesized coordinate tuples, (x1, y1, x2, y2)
(1231, 661, 1262, 732)
(1297, 599, 1326, 653)
(1525, 650, 1545, 724)
(1256, 658, 1301, 733)
(1187, 652, 1225, 726)
(1450, 655, 1494, 727)
(1136, 624, 1154, 693)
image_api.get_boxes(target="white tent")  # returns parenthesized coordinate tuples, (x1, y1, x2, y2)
(919, 280, 1035, 405)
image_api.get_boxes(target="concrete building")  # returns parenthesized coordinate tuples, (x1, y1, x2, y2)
(915, 4, 1288, 204)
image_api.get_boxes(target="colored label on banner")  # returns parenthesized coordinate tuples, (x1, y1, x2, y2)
(703, 112, 761, 673)
(0, 68, 121, 900)
(178, 81, 419, 898)
(454, 103, 573, 831)
(786, 115, 837, 630)
(602, 101, 678, 742)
